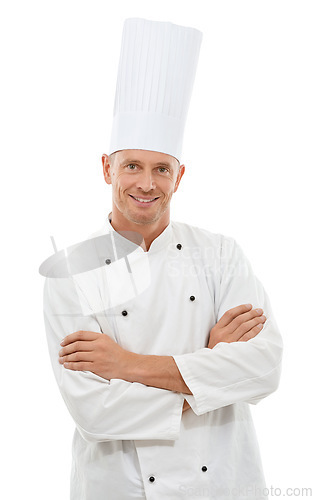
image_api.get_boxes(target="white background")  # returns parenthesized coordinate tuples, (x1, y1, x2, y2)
(1, 0, 312, 498)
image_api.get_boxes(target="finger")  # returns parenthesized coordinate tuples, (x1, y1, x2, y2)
(59, 351, 93, 364)
(62, 361, 94, 372)
(238, 323, 264, 342)
(232, 315, 266, 341)
(227, 310, 265, 335)
(217, 304, 253, 328)
(60, 330, 100, 347)
(59, 340, 96, 357)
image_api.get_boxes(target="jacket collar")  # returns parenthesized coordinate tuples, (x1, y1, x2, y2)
(104, 212, 173, 254)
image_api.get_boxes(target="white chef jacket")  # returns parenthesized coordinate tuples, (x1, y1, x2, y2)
(42, 215, 283, 500)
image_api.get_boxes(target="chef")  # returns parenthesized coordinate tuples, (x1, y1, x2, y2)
(42, 18, 283, 500)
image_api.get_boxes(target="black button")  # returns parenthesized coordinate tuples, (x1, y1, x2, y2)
(202, 466, 207, 472)
(149, 476, 155, 483)
(190, 295, 195, 301)
(105, 258, 111, 265)
(176, 243, 182, 250)
(122, 310, 128, 316)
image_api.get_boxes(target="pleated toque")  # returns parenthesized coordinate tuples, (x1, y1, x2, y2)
(109, 18, 202, 162)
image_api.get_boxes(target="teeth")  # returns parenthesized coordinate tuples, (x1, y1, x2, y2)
(132, 196, 156, 203)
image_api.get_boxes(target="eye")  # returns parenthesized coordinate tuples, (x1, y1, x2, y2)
(158, 167, 169, 174)
(126, 164, 137, 170)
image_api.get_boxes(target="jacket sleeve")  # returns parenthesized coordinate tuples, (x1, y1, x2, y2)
(173, 235, 283, 416)
(43, 276, 184, 442)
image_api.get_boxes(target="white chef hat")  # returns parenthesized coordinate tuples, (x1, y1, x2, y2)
(109, 18, 202, 162)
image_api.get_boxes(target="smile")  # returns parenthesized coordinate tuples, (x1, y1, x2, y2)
(129, 195, 160, 205)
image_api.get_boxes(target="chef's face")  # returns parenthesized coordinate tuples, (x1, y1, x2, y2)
(102, 149, 185, 227)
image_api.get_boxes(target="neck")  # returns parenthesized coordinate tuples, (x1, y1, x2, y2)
(109, 208, 170, 251)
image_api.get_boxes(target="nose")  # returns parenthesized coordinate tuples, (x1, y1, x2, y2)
(136, 170, 156, 192)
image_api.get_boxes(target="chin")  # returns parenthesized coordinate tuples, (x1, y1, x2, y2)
(128, 207, 165, 224)
(128, 214, 159, 225)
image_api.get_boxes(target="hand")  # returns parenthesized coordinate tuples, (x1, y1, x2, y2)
(59, 332, 192, 395)
(59, 331, 131, 380)
(208, 304, 266, 349)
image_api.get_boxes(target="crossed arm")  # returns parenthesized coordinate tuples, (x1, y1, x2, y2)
(58, 303, 267, 401)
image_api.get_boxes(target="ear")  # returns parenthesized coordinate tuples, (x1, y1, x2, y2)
(102, 154, 112, 185)
(174, 164, 185, 193)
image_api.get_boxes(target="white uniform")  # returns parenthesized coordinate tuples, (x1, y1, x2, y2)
(42, 215, 283, 500)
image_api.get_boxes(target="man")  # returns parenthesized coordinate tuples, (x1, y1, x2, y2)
(42, 18, 283, 500)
